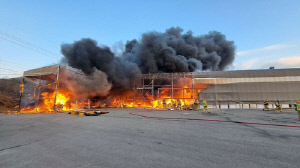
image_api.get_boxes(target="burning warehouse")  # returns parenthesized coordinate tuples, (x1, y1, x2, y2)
(19, 64, 112, 113)
(18, 27, 300, 112)
(19, 64, 300, 113)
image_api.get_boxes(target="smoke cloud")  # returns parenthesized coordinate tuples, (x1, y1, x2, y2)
(123, 27, 235, 73)
(61, 27, 235, 97)
(59, 68, 112, 99)
(61, 39, 141, 90)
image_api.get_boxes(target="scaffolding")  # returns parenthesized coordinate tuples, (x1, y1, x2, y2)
(129, 72, 208, 108)
(19, 64, 82, 112)
(133, 68, 300, 108)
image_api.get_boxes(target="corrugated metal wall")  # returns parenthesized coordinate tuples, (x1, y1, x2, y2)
(195, 69, 300, 108)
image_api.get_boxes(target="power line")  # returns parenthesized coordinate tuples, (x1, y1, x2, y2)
(0, 36, 59, 58)
(1, 60, 28, 66)
(0, 19, 58, 45)
(0, 29, 61, 57)
(0, 73, 20, 75)
(0, 29, 60, 56)
(0, 67, 21, 72)
(0, 60, 30, 69)
(1, 62, 27, 69)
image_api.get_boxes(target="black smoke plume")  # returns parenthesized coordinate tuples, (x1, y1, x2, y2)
(61, 27, 235, 94)
(61, 39, 141, 89)
(123, 27, 235, 73)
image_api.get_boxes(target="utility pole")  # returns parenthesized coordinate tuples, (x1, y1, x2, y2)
(192, 73, 194, 101)
(53, 66, 60, 112)
(152, 76, 154, 107)
(18, 77, 25, 112)
(133, 80, 135, 107)
(171, 74, 174, 101)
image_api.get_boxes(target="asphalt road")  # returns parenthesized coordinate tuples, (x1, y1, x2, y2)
(0, 108, 299, 168)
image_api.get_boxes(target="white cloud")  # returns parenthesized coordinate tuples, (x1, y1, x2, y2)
(264, 56, 300, 68)
(17, 72, 24, 76)
(236, 44, 296, 57)
(234, 58, 260, 70)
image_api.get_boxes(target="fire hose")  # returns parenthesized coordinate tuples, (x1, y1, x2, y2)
(129, 110, 300, 128)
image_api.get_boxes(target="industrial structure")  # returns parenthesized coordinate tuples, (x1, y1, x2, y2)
(19, 65, 82, 112)
(137, 68, 300, 109)
(19, 64, 300, 111)
(195, 69, 300, 108)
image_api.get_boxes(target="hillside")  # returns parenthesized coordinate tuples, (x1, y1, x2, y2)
(0, 78, 21, 112)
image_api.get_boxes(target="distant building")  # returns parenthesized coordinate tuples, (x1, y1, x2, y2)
(196, 68, 300, 108)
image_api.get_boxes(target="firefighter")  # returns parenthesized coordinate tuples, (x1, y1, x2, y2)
(263, 99, 270, 111)
(163, 99, 167, 111)
(202, 97, 210, 113)
(194, 99, 200, 111)
(177, 99, 182, 111)
(274, 99, 283, 112)
(294, 101, 300, 121)
(172, 100, 177, 110)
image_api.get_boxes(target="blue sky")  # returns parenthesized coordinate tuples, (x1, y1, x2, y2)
(1, 0, 300, 78)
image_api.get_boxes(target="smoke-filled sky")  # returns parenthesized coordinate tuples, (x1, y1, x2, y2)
(1, 0, 300, 78)
(60, 28, 235, 90)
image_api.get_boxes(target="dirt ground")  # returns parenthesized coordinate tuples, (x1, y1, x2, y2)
(0, 95, 19, 113)
(0, 108, 299, 168)
(0, 78, 21, 113)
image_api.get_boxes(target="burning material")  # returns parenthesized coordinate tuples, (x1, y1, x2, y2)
(19, 65, 74, 113)
(20, 90, 74, 113)
(19, 65, 112, 113)
(109, 77, 210, 109)
(19, 65, 210, 112)
(84, 111, 109, 116)
(18, 27, 235, 113)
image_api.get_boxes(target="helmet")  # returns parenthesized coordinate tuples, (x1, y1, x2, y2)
(277, 99, 280, 101)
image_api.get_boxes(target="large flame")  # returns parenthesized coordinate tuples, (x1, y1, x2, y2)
(112, 81, 209, 109)
(20, 90, 73, 113)
(20, 78, 209, 112)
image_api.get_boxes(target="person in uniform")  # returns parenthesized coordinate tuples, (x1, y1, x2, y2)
(194, 99, 200, 111)
(177, 99, 182, 111)
(263, 99, 270, 111)
(163, 99, 167, 111)
(274, 99, 283, 112)
(172, 100, 177, 110)
(203, 97, 210, 113)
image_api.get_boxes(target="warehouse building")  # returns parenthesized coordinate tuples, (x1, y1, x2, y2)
(195, 68, 300, 109)
(20, 65, 300, 110)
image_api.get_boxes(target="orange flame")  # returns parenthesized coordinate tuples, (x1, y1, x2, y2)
(20, 78, 209, 112)
(20, 90, 73, 113)
(111, 80, 209, 109)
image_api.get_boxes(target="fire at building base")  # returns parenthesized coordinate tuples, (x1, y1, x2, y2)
(18, 64, 300, 114)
